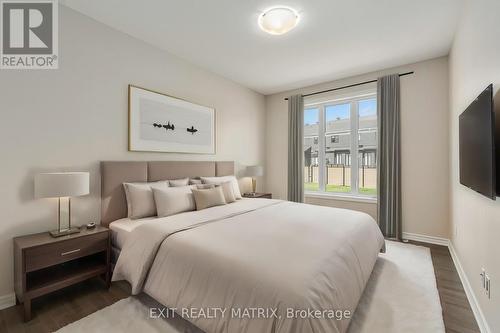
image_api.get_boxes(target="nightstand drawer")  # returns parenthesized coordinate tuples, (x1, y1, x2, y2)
(25, 232, 108, 272)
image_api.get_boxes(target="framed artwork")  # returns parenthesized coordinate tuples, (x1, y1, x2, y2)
(128, 85, 216, 154)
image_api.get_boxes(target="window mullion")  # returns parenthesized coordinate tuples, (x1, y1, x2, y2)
(351, 101, 359, 194)
(318, 105, 326, 192)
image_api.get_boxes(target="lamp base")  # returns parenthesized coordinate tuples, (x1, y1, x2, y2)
(50, 227, 80, 238)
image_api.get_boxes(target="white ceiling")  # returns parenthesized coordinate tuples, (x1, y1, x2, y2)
(61, 0, 462, 95)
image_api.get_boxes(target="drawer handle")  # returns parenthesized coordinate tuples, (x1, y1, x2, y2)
(61, 249, 81, 256)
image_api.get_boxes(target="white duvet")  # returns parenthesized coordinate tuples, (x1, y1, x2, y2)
(113, 199, 384, 333)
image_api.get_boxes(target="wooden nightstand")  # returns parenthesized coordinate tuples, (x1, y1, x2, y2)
(242, 192, 272, 199)
(13, 226, 111, 321)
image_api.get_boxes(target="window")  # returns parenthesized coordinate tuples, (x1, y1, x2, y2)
(303, 95, 377, 197)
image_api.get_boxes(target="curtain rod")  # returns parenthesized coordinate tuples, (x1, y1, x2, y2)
(284, 71, 414, 101)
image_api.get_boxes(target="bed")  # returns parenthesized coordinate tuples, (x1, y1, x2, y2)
(102, 161, 385, 333)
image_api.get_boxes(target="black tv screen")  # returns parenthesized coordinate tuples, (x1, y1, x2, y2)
(459, 84, 496, 200)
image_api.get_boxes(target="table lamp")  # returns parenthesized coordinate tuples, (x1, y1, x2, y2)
(35, 172, 90, 237)
(246, 165, 263, 193)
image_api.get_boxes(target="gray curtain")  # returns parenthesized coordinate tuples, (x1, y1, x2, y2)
(287, 94, 304, 202)
(377, 74, 402, 240)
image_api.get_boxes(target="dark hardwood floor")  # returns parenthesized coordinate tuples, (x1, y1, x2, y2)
(408, 241, 480, 333)
(0, 278, 130, 333)
(0, 242, 480, 333)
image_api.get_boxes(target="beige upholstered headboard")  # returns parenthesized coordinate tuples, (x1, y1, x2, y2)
(100, 161, 235, 226)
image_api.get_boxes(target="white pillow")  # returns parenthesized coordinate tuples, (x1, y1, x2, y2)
(168, 178, 190, 187)
(189, 178, 203, 185)
(196, 182, 235, 202)
(123, 181, 169, 219)
(219, 181, 236, 203)
(196, 184, 216, 190)
(200, 176, 242, 199)
(192, 187, 227, 210)
(153, 186, 196, 217)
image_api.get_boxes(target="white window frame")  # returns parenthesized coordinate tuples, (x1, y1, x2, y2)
(304, 92, 377, 200)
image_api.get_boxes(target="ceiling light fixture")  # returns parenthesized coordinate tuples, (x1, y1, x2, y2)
(258, 6, 300, 35)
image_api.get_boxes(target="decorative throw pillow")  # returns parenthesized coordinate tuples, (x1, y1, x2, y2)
(192, 187, 227, 210)
(200, 176, 242, 199)
(168, 178, 190, 187)
(219, 181, 236, 203)
(153, 186, 196, 217)
(123, 181, 169, 219)
(196, 184, 216, 190)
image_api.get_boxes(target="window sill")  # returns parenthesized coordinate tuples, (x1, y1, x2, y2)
(305, 192, 377, 204)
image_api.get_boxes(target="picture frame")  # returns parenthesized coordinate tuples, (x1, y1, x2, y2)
(128, 85, 216, 154)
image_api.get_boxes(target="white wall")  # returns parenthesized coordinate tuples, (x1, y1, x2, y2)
(265, 57, 450, 239)
(449, 0, 500, 331)
(0, 6, 265, 299)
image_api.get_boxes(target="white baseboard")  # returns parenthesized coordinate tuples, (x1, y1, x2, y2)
(0, 293, 15, 310)
(402, 232, 450, 246)
(403, 232, 490, 333)
(448, 242, 491, 333)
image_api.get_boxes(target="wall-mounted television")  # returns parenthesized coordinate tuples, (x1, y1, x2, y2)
(459, 84, 496, 200)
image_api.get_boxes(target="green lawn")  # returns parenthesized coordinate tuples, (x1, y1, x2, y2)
(305, 183, 376, 196)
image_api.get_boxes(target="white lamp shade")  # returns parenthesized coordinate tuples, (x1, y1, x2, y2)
(35, 172, 90, 198)
(246, 165, 264, 177)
